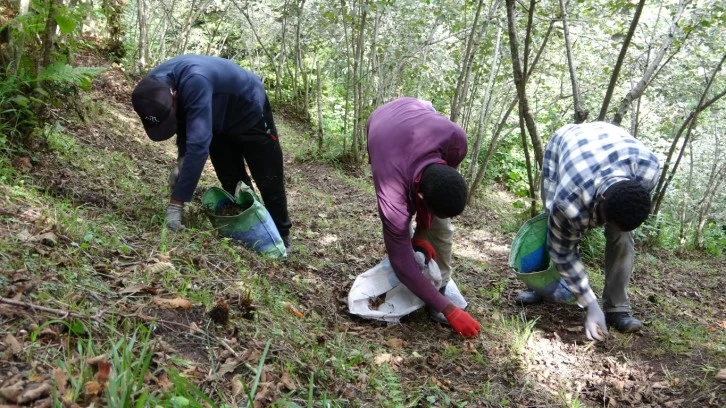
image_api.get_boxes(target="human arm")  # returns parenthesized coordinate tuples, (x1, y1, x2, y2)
(170, 75, 214, 203)
(548, 208, 607, 339)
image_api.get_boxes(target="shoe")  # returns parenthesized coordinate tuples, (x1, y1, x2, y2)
(282, 236, 292, 255)
(515, 289, 543, 305)
(605, 312, 642, 333)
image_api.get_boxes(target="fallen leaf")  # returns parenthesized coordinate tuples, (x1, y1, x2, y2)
(86, 354, 108, 365)
(217, 358, 240, 377)
(95, 361, 111, 384)
(145, 262, 176, 275)
(386, 338, 404, 349)
(283, 302, 304, 318)
(153, 297, 192, 310)
(4, 333, 22, 358)
(373, 353, 393, 365)
(52, 368, 68, 394)
(84, 380, 103, 396)
(279, 371, 296, 391)
(18, 383, 52, 404)
(565, 326, 582, 333)
(715, 369, 726, 383)
(230, 375, 245, 398)
(0, 380, 24, 402)
(33, 232, 58, 247)
(253, 382, 275, 408)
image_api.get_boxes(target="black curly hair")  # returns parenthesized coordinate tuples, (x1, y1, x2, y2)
(420, 163, 468, 218)
(602, 180, 652, 231)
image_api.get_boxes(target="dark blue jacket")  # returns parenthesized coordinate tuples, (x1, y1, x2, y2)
(148, 55, 268, 202)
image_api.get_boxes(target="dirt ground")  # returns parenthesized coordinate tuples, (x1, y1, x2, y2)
(1, 55, 724, 407)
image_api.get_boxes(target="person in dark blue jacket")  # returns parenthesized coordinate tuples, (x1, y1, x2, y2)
(131, 55, 292, 250)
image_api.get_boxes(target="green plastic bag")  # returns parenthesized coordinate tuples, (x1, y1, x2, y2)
(202, 181, 287, 260)
(509, 213, 575, 304)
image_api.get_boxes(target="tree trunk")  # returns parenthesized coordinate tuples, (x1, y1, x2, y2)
(137, 0, 149, 71)
(316, 58, 324, 152)
(235, 1, 280, 99)
(695, 133, 725, 248)
(652, 53, 726, 215)
(558, 0, 588, 123)
(351, 1, 367, 162)
(40, 0, 61, 70)
(611, 0, 690, 126)
(505, 0, 543, 167)
(467, 25, 502, 184)
(597, 0, 646, 121)
(450, 0, 485, 123)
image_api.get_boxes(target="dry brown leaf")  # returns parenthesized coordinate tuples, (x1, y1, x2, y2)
(17, 383, 51, 404)
(386, 338, 404, 349)
(145, 262, 176, 275)
(86, 354, 108, 366)
(4, 334, 22, 358)
(0, 379, 24, 402)
(84, 380, 103, 396)
(95, 361, 111, 384)
(52, 368, 68, 394)
(217, 359, 240, 377)
(373, 353, 393, 365)
(279, 371, 296, 391)
(253, 382, 276, 408)
(230, 375, 245, 398)
(283, 302, 304, 318)
(153, 297, 192, 310)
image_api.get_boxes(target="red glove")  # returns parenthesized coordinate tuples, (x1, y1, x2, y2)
(411, 238, 437, 262)
(444, 307, 481, 337)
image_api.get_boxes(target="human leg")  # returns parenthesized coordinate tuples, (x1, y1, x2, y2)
(426, 216, 453, 286)
(603, 225, 641, 332)
(209, 136, 250, 195)
(240, 136, 292, 240)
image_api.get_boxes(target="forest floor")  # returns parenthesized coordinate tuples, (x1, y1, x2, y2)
(0, 54, 725, 407)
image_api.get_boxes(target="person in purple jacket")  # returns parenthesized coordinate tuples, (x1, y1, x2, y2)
(366, 97, 481, 337)
(131, 55, 292, 251)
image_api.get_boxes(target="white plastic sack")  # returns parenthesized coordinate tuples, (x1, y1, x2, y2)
(349, 252, 469, 323)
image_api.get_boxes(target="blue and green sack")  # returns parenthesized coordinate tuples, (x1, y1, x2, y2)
(509, 213, 575, 304)
(202, 181, 287, 260)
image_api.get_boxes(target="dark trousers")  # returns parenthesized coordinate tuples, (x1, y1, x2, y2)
(208, 105, 292, 239)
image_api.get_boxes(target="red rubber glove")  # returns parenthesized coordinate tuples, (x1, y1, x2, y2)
(411, 238, 437, 263)
(444, 306, 481, 337)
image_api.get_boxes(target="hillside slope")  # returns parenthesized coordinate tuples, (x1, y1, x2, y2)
(0, 57, 724, 407)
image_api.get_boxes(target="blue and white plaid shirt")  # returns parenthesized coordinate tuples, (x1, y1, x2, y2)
(541, 122, 660, 307)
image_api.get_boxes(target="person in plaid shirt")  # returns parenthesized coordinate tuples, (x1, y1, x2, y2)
(517, 122, 660, 341)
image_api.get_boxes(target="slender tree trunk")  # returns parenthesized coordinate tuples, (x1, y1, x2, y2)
(351, 2, 367, 162)
(316, 58, 324, 152)
(652, 53, 726, 214)
(558, 0, 588, 123)
(235, 1, 280, 99)
(467, 25, 502, 183)
(695, 132, 725, 248)
(450, 0, 485, 123)
(40, 0, 61, 70)
(339, 0, 352, 153)
(597, 0, 646, 121)
(469, 97, 517, 203)
(137, 0, 149, 71)
(611, 0, 690, 126)
(505, 0, 543, 167)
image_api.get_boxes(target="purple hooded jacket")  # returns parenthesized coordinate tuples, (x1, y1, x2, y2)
(366, 97, 468, 312)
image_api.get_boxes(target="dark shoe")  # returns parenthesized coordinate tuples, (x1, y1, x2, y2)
(515, 289, 543, 305)
(605, 312, 642, 333)
(282, 236, 292, 255)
